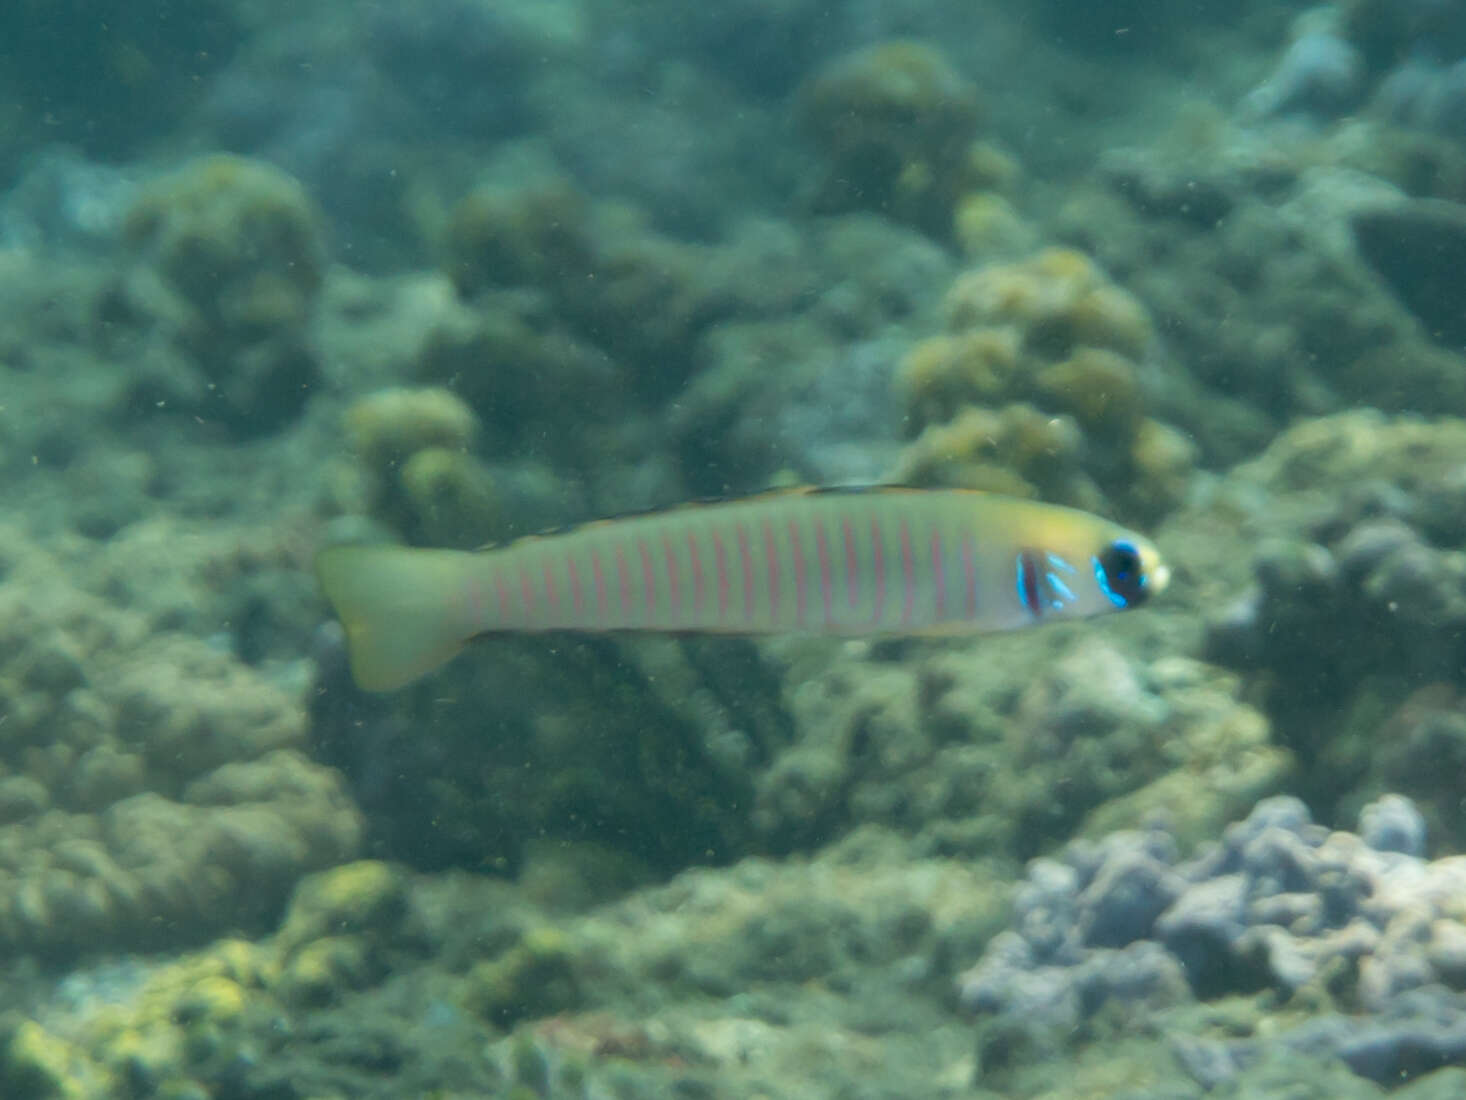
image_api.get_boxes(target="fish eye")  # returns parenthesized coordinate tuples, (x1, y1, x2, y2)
(1095, 539, 1148, 608)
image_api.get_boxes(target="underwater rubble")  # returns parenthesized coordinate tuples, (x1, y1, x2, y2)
(960, 793, 1466, 1090)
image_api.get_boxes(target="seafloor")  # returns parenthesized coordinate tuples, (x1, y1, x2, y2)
(3, 0, 1466, 1096)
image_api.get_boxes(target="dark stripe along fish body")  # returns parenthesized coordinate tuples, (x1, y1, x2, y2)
(315, 488, 1169, 691)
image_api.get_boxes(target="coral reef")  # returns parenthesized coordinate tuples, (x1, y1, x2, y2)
(1242, 10, 1365, 120)
(21, 806, 1466, 1098)
(1169, 411, 1466, 847)
(639, 0, 834, 99)
(0, 860, 425, 1099)
(406, 162, 992, 509)
(410, 280, 623, 466)
(795, 40, 992, 237)
(959, 793, 1466, 1088)
(337, 386, 498, 548)
(309, 627, 789, 876)
(894, 248, 1194, 521)
(1058, 139, 1466, 462)
(669, 214, 953, 490)
(0, 839, 1004, 1099)
(1342, 0, 1466, 71)
(1256, 0, 1466, 136)
(0, 524, 360, 959)
(1350, 196, 1466, 346)
(754, 629, 1285, 863)
(441, 177, 729, 391)
(15, 4, 1466, 1098)
(100, 154, 327, 435)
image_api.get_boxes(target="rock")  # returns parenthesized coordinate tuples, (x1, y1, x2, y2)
(959, 791, 1466, 1083)
(1351, 198, 1466, 347)
(1360, 794, 1428, 857)
(1078, 850, 1183, 948)
(110, 155, 327, 435)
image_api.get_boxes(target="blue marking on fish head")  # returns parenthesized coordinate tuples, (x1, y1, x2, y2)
(1092, 539, 1147, 609)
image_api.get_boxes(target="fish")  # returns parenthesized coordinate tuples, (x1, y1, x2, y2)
(315, 487, 1169, 691)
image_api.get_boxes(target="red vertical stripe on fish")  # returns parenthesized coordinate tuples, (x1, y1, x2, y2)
(467, 576, 484, 626)
(519, 564, 535, 617)
(591, 546, 608, 620)
(496, 571, 512, 622)
(962, 534, 978, 620)
(616, 544, 632, 619)
(871, 514, 886, 625)
(663, 531, 681, 623)
(789, 518, 807, 626)
(930, 529, 947, 619)
(688, 530, 705, 617)
(899, 518, 915, 627)
(842, 517, 858, 610)
(713, 528, 729, 619)
(638, 537, 656, 624)
(762, 519, 780, 622)
(543, 558, 560, 614)
(814, 517, 833, 627)
(736, 522, 754, 624)
(568, 553, 585, 617)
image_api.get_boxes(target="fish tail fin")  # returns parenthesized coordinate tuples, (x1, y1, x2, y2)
(314, 544, 478, 691)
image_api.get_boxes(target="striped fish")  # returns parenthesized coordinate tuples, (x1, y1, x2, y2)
(316, 488, 1169, 691)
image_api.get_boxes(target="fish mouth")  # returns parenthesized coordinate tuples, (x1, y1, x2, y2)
(1139, 541, 1171, 596)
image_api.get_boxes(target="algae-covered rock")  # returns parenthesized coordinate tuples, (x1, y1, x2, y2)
(1179, 412, 1466, 847)
(0, 526, 361, 958)
(103, 634, 306, 784)
(345, 387, 479, 472)
(669, 214, 953, 491)
(953, 190, 1039, 259)
(445, 179, 595, 302)
(104, 154, 326, 435)
(340, 387, 499, 547)
(0, 1019, 96, 1100)
(412, 286, 622, 461)
(1059, 142, 1466, 462)
(796, 40, 985, 236)
(891, 403, 1101, 512)
(466, 926, 584, 1028)
(959, 793, 1466, 1091)
(15, 864, 420, 1094)
(4, 839, 1002, 1098)
(753, 628, 1285, 863)
(895, 248, 1192, 522)
(275, 860, 411, 956)
(310, 631, 786, 877)
(442, 178, 729, 389)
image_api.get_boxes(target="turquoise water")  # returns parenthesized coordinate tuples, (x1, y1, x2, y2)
(1, 1, 1466, 1096)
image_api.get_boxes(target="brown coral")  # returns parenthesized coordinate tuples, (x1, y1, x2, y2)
(796, 40, 987, 236)
(0, 525, 361, 958)
(895, 248, 1191, 521)
(106, 155, 327, 434)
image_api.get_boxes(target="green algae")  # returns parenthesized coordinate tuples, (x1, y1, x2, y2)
(894, 247, 1193, 524)
(796, 40, 985, 237)
(112, 154, 327, 435)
